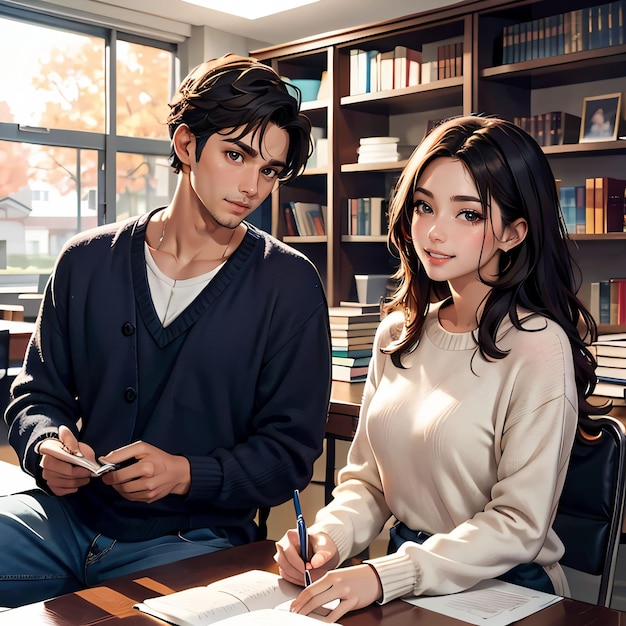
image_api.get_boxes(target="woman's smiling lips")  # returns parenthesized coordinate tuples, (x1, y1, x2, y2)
(425, 248, 454, 264)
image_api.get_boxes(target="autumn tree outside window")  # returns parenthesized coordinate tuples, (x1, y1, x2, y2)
(0, 6, 176, 274)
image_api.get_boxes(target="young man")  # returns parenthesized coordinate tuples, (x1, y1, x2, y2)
(1, 54, 331, 607)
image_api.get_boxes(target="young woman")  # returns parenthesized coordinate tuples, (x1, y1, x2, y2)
(275, 115, 606, 622)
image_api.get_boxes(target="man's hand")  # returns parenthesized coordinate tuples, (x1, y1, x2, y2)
(38, 425, 94, 495)
(100, 441, 191, 503)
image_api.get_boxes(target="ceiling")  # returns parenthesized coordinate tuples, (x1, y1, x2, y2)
(79, 0, 463, 45)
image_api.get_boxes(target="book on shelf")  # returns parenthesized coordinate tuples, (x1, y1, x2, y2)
(501, 3, 625, 65)
(349, 48, 378, 95)
(597, 354, 626, 368)
(597, 366, 626, 383)
(316, 70, 330, 100)
(338, 301, 381, 313)
(581, 279, 626, 325)
(331, 336, 375, 349)
(593, 380, 626, 400)
(332, 348, 373, 359)
(330, 322, 380, 337)
(598, 177, 626, 233)
(283, 204, 298, 236)
(286, 202, 326, 236)
(331, 327, 378, 339)
(592, 334, 626, 358)
(513, 112, 580, 147)
(332, 355, 372, 367)
(328, 308, 380, 322)
(134, 569, 337, 626)
(436, 42, 463, 79)
(393, 45, 422, 88)
(332, 364, 369, 382)
(347, 197, 388, 236)
(376, 49, 395, 91)
(330, 320, 380, 332)
(559, 185, 586, 234)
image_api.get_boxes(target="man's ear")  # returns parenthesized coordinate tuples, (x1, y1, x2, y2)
(501, 217, 528, 252)
(172, 124, 195, 167)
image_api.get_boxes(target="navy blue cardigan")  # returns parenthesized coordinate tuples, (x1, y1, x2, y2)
(5, 212, 331, 542)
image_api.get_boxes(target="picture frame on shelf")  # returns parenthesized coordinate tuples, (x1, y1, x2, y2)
(579, 93, 622, 143)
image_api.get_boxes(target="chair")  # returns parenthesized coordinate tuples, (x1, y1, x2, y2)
(0, 329, 8, 378)
(553, 415, 626, 607)
(0, 329, 10, 420)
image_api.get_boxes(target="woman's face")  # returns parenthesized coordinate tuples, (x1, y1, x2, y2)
(410, 157, 517, 292)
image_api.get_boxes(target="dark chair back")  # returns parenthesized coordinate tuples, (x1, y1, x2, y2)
(0, 329, 8, 374)
(553, 416, 626, 607)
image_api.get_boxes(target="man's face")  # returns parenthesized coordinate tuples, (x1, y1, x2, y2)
(187, 123, 289, 228)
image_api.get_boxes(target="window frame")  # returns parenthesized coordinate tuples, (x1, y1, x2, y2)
(0, 4, 177, 225)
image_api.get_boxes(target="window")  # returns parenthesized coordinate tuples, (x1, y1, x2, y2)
(0, 16, 106, 133)
(116, 153, 172, 221)
(0, 6, 176, 274)
(116, 40, 172, 140)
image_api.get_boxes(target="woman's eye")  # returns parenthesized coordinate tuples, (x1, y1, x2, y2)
(460, 210, 484, 223)
(413, 200, 432, 214)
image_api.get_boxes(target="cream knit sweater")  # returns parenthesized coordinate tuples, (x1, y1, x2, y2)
(310, 300, 577, 602)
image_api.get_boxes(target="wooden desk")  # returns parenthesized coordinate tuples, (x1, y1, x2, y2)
(0, 320, 35, 366)
(0, 540, 623, 625)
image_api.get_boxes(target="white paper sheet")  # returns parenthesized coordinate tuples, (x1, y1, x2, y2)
(403, 579, 562, 626)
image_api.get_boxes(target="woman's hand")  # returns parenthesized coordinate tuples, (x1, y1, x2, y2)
(275, 529, 340, 586)
(290, 564, 382, 623)
(100, 441, 191, 503)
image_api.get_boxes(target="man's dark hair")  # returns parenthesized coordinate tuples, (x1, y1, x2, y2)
(167, 54, 312, 183)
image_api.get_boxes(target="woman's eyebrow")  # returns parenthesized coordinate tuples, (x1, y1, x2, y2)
(414, 187, 481, 203)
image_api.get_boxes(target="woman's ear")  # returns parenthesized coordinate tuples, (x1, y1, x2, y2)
(172, 124, 195, 167)
(501, 218, 528, 252)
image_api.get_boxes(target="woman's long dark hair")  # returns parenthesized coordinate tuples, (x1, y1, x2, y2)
(385, 115, 607, 429)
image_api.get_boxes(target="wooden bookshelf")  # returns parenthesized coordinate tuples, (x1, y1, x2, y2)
(252, 0, 626, 318)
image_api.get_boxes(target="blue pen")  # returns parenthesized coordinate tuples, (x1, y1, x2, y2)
(293, 489, 312, 587)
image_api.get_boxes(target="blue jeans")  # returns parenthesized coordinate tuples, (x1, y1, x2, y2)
(0, 489, 233, 608)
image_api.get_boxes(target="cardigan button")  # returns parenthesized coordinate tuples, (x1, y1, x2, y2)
(121, 322, 135, 336)
(124, 387, 137, 403)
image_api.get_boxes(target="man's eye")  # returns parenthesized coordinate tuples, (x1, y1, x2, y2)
(262, 168, 278, 179)
(226, 151, 243, 162)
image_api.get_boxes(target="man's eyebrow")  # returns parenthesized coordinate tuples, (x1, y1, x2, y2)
(227, 138, 287, 170)
(228, 138, 258, 158)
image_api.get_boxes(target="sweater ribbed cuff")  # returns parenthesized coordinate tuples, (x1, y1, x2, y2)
(365, 550, 418, 604)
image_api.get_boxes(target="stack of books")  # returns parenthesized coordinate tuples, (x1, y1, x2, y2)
(591, 333, 626, 406)
(357, 137, 413, 164)
(329, 303, 381, 382)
